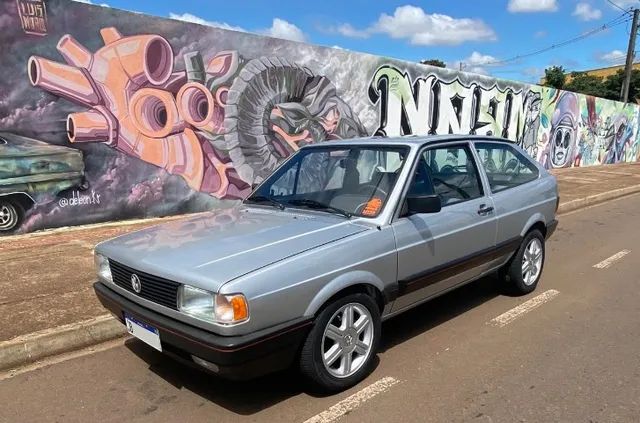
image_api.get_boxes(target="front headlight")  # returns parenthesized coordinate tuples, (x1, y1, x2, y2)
(177, 285, 249, 325)
(94, 253, 113, 283)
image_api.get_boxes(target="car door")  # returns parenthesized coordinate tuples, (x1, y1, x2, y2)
(473, 141, 547, 261)
(391, 142, 497, 312)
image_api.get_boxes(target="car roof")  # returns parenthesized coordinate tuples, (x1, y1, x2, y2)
(300, 135, 514, 149)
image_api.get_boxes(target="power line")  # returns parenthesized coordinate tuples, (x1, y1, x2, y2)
(482, 12, 632, 67)
(606, 0, 633, 14)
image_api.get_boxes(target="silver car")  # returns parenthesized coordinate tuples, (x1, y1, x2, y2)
(94, 136, 558, 392)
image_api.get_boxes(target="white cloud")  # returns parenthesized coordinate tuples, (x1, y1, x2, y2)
(598, 49, 627, 64)
(508, 0, 558, 13)
(170, 14, 306, 42)
(168, 14, 305, 42)
(449, 51, 499, 75)
(72, 0, 110, 7)
(534, 30, 547, 38)
(573, 3, 602, 21)
(335, 23, 369, 39)
(260, 18, 306, 42)
(168, 13, 245, 32)
(367, 5, 496, 46)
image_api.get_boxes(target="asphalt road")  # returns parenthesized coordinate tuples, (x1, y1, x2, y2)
(2, 193, 639, 423)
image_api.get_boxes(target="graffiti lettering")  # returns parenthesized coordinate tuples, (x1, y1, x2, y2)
(16, 0, 47, 36)
(369, 66, 526, 141)
(58, 190, 101, 208)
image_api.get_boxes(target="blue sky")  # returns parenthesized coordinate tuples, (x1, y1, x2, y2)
(76, 0, 639, 83)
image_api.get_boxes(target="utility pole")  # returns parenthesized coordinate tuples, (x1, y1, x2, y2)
(459, 62, 464, 71)
(621, 8, 639, 103)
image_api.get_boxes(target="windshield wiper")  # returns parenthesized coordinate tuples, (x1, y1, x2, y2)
(286, 199, 352, 218)
(244, 195, 286, 210)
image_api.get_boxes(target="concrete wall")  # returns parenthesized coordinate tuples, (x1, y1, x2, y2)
(1, 0, 639, 234)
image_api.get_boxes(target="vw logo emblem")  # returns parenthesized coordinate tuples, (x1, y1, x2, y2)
(130, 274, 142, 293)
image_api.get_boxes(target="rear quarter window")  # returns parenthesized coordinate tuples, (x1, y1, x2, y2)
(474, 142, 539, 193)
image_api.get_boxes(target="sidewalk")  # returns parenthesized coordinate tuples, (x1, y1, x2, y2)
(1, 162, 640, 351)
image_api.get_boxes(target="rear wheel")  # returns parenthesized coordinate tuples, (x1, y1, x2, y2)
(299, 293, 381, 393)
(0, 199, 23, 233)
(501, 229, 545, 295)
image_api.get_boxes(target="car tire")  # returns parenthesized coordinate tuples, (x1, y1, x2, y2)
(0, 199, 23, 233)
(502, 229, 545, 295)
(299, 293, 381, 393)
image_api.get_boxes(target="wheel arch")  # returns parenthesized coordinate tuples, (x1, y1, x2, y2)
(520, 213, 548, 238)
(304, 271, 387, 317)
(0, 192, 35, 211)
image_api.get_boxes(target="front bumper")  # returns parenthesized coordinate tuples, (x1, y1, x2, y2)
(94, 282, 312, 380)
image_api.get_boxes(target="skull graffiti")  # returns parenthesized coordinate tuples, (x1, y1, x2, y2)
(548, 92, 579, 168)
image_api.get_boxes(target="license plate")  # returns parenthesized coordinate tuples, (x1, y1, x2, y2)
(124, 313, 162, 352)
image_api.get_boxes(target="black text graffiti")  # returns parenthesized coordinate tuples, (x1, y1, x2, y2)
(368, 66, 528, 141)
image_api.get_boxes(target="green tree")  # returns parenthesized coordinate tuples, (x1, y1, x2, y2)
(601, 69, 640, 102)
(544, 65, 566, 89)
(420, 59, 446, 68)
(564, 72, 607, 98)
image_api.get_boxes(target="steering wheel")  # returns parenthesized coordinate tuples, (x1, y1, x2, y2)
(440, 164, 456, 174)
(503, 158, 519, 174)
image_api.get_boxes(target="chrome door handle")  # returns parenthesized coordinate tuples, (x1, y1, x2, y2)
(477, 205, 494, 215)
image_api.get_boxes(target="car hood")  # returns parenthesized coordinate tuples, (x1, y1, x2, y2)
(96, 206, 370, 292)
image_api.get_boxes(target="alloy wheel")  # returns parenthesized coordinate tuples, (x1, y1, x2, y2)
(321, 303, 374, 378)
(522, 237, 543, 286)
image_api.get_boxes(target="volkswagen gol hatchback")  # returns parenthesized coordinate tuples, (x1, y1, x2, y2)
(94, 136, 558, 392)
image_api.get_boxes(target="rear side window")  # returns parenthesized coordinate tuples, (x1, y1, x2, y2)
(474, 142, 539, 193)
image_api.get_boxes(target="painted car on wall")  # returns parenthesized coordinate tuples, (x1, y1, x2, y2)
(93, 135, 558, 392)
(0, 132, 85, 233)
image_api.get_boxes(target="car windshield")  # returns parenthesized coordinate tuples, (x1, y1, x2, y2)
(246, 145, 409, 218)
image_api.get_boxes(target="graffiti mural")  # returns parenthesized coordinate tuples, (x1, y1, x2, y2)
(1, 0, 639, 235)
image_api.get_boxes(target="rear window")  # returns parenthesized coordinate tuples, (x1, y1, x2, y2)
(474, 142, 539, 193)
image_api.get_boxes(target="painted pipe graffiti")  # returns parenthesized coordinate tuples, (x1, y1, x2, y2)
(28, 27, 367, 199)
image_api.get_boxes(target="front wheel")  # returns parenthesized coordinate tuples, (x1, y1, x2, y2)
(299, 293, 381, 393)
(501, 229, 545, 295)
(0, 199, 23, 233)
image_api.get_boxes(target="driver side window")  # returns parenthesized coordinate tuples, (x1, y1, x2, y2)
(419, 145, 483, 206)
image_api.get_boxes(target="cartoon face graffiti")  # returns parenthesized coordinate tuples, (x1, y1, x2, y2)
(549, 92, 579, 168)
(525, 91, 542, 128)
(521, 90, 542, 157)
(604, 114, 633, 164)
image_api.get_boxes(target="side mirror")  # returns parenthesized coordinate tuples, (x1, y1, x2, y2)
(406, 194, 441, 215)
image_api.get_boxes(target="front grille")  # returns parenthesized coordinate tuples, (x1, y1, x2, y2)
(109, 260, 180, 310)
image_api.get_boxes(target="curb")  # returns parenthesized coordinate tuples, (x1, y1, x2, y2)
(0, 315, 125, 372)
(557, 183, 640, 215)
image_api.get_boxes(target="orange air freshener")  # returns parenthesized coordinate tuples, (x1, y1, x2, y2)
(362, 197, 382, 216)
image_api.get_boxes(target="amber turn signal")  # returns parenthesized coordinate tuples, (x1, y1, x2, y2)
(230, 295, 249, 321)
